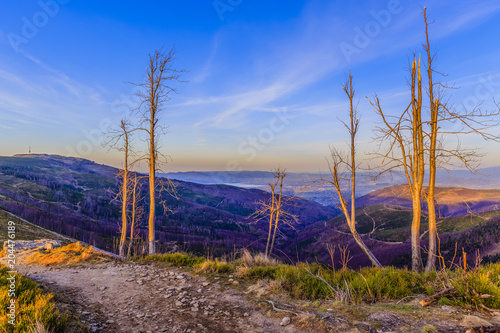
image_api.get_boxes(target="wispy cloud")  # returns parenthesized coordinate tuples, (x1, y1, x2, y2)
(0, 53, 108, 128)
(191, 37, 219, 84)
(180, 1, 500, 132)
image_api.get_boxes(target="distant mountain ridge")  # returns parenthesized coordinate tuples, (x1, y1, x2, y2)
(167, 168, 500, 206)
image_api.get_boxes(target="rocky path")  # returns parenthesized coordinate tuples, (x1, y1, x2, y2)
(16, 259, 307, 333)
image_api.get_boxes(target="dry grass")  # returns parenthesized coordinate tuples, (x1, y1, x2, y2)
(194, 259, 234, 273)
(239, 249, 281, 268)
(27, 242, 105, 266)
(29, 319, 49, 333)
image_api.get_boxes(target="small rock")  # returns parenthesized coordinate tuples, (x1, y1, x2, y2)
(280, 317, 291, 326)
(461, 315, 492, 328)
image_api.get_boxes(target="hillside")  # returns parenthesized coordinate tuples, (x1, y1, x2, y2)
(3, 154, 500, 269)
(356, 184, 500, 217)
(0, 154, 336, 257)
(294, 202, 500, 269)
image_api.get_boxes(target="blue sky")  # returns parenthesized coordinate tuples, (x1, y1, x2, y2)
(0, 0, 499, 172)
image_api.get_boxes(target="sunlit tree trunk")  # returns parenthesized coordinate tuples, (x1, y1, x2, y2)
(265, 181, 277, 257)
(424, 9, 438, 273)
(269, 171, 285, 256)
(127, 173, 140, 258)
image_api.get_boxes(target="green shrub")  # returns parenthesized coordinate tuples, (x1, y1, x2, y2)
(445, 263, 500, 309)
(143, 252, 205, 267)
(239, 265, 284, 279)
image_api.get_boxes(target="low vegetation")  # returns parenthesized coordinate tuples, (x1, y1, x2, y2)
(143, 249, 500, 310)
(0, 265, 70, 333)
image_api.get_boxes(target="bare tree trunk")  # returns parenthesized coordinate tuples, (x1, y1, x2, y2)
(265, 183, 277, 257)
(148, 130, 156, 255)
(118, 120, 130, 258)
(127, 173, 139, 258)
(410, 194, 423, 271)
(411, 57, 424, 273)
(269, 171, 284, 256)
(119, 166, 128, 257)
(423, 8, 438, 273)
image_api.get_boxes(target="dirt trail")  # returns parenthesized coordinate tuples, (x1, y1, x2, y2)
(7, 252, 307, 333)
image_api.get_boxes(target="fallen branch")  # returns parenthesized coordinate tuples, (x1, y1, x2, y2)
(480, 303, 500, 313)
(265, 300, 299, 315)
(396, 295, 420, 304)
(420, 287, 457, 307)
(304, 266, 339, 295)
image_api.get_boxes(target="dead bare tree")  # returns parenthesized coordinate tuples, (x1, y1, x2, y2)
(251, 168, 298, 257)
(132, 47, 184, 255)
(369, 56, 425, 272)
(370, 7, 500, 272)
(104, 118, 135, 257)
(420, 7, 500, 272)
(324, 72, 382, 267)
(127, 172, 145, 258)
(264, 175, 279, 257)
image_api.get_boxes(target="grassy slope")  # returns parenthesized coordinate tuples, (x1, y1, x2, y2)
(0, 209, 71, 250)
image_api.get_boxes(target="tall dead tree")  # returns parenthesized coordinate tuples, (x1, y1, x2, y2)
(369, 57, 425, 272)
(325, 72, 382, 267)
(133, 47, 184, 255)
(104, 118, 134, 257)
(127, 173, 145, 258)
(268, 168, 292, 256)
(370, 7, 500, 272)
(265, 176, 279, 257)
(251, 168, 298, 257)
(422, 8, 439, 272)
(419, 7, 500, 272)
